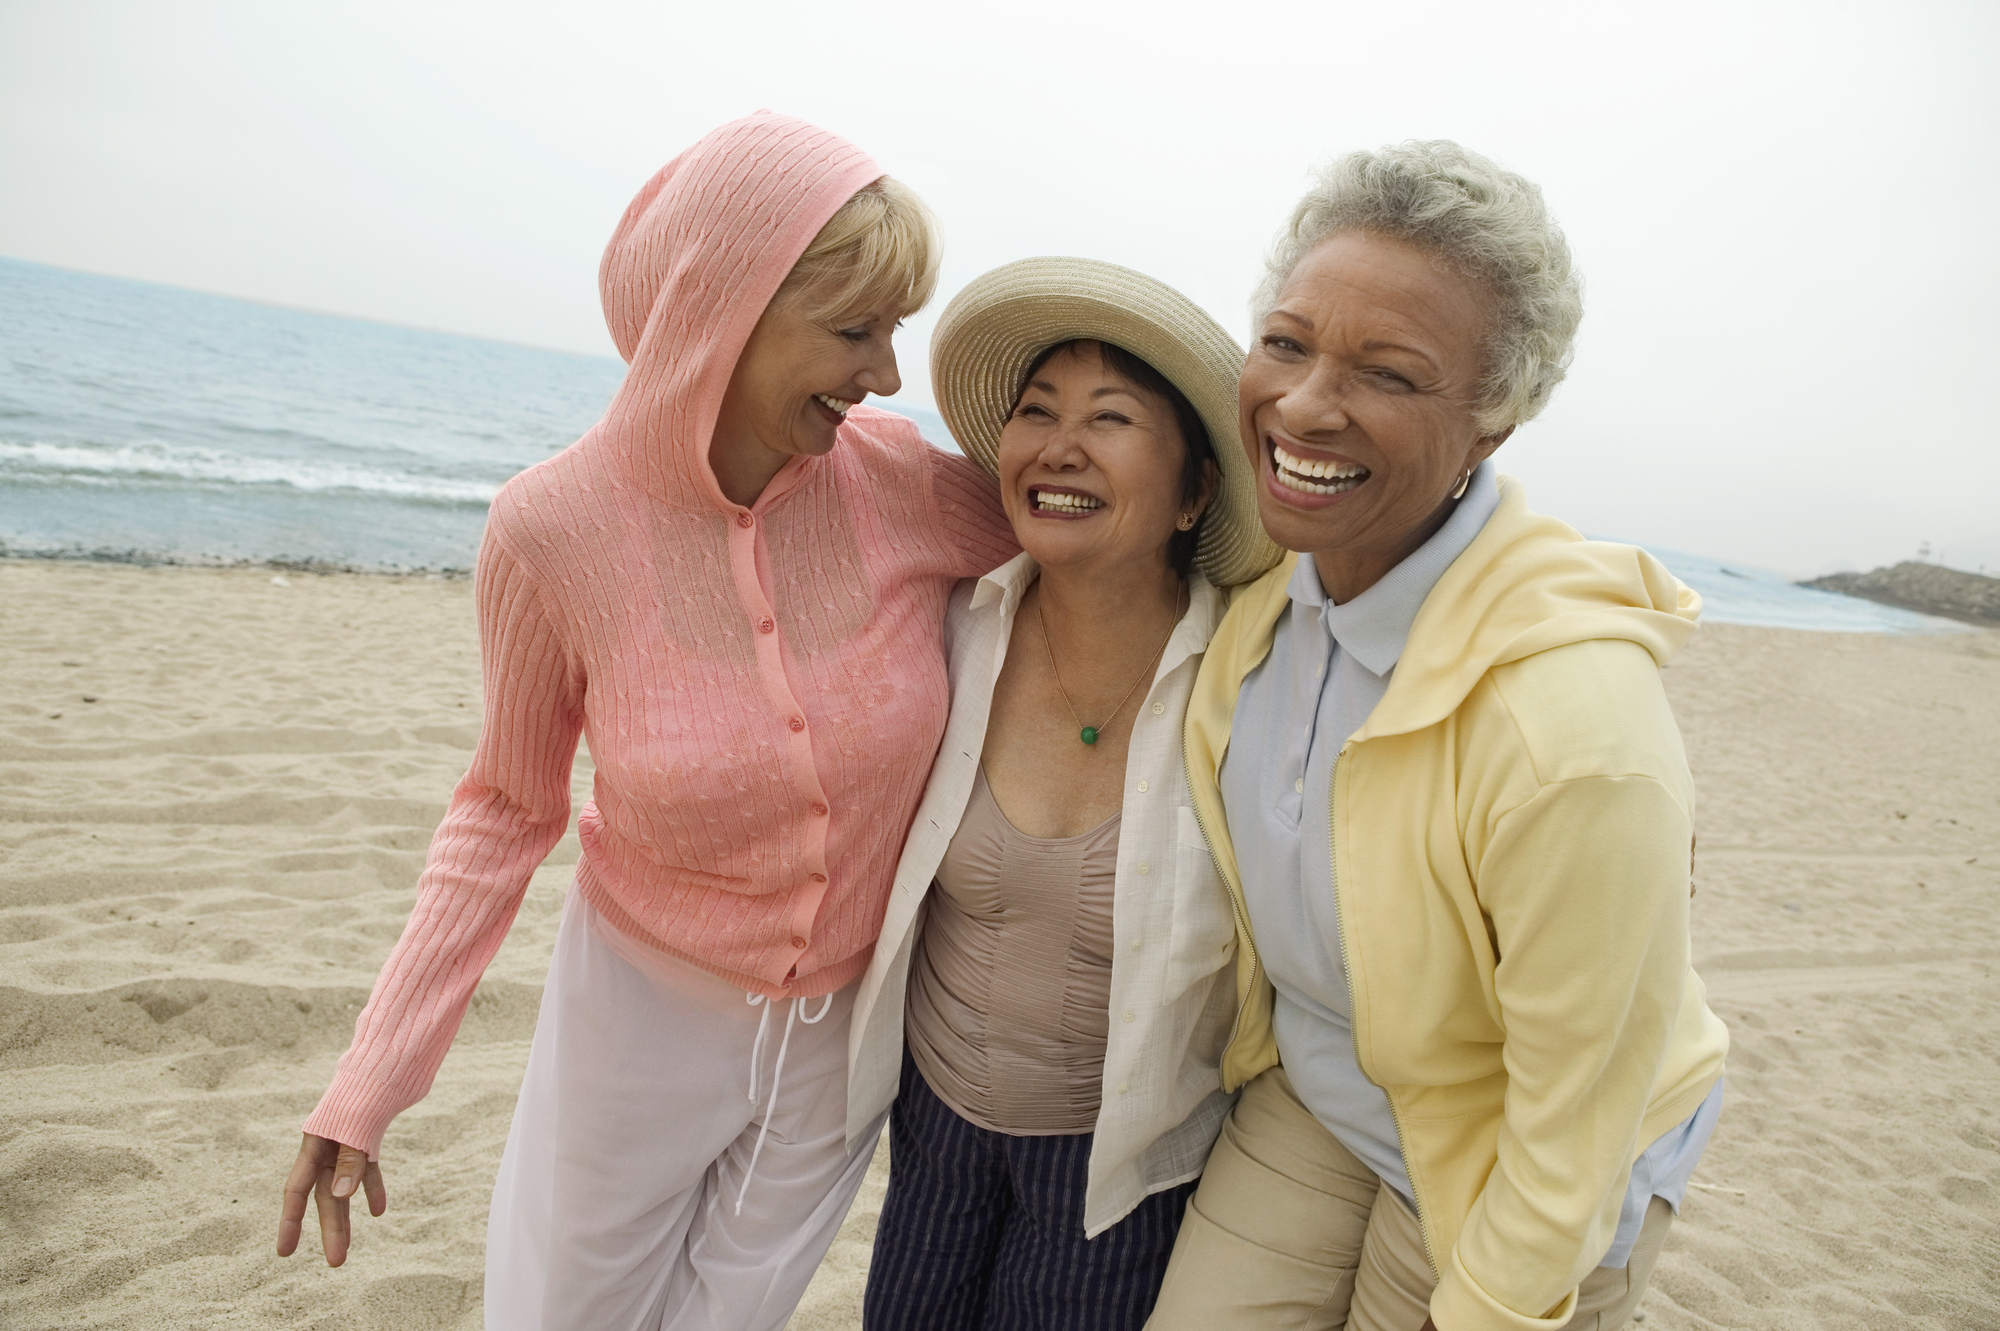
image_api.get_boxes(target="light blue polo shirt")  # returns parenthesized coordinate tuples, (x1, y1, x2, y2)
(1219, 462, 1720, 1266)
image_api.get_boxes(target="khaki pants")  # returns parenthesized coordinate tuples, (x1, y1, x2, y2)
(1146, 1067, 1671, 1331)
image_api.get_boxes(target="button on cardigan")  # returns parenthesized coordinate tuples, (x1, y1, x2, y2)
(305, 112, 1016, 1158)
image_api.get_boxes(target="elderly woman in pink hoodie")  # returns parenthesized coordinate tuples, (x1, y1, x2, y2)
(274, 113, 1014, 1330)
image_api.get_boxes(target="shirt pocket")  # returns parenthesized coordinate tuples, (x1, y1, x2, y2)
(1164, 805, 1237, 1002)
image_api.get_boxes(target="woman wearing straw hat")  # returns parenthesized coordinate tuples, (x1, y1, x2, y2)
(275, 113, 1017, 1330)
(845, 258, 1282, 1331)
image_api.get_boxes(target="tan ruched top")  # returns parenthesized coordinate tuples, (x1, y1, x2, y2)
(904, 765, 1121, 1134)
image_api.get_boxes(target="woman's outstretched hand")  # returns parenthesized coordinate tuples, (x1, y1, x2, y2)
(277, 1132, 386, 1266)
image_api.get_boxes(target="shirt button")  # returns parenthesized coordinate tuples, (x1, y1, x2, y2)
(791, 936, 807, 949)
(1135, 861, 1150, 875)
(1295, 778, 1305, 794)
(1118, 1081, 1130, 1095)
(789, 716, 806, 732)
(1316, 662, 1325, 678)
(811, 803, 829, 817)
(1151, 702, 1165, 715)
(736, 512, 754, 528)
(758, 617, 774, 633)
(1121, 1011, 1135, 1023)
(1131, 939, 1142, 951)
(1136, 780, 1149, 793)
(809, 872, 827, 883)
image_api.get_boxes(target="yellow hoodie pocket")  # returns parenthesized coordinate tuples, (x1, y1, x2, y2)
(1165, 805, 1236, 1003)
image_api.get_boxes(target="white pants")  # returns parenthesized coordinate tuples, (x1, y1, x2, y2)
(485, 888, 883, 1331)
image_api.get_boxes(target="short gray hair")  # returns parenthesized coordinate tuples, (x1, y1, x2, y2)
(1255, 141, 1583, 434)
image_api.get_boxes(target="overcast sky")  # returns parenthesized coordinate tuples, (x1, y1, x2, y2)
(3, 0, 1995, 575)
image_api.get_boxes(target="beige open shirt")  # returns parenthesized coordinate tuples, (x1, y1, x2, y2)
(846, 551, 1241, 1237)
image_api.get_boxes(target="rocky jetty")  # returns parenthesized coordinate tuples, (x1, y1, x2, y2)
(1801, 560, 2000, 627)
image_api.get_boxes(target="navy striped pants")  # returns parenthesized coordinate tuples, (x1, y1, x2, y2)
(863, 1050, 1197, 1331)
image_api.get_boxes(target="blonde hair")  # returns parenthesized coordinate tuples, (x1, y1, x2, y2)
(776, 176, 941, 322)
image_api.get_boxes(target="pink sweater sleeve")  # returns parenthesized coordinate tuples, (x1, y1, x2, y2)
(304, 528, 585, 1158)
(928, 445, 1019, 576)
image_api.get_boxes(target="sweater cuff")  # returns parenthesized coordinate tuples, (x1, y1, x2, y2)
(1431, 1247, 1577, 1331)
(301, 1072, 408, 1162)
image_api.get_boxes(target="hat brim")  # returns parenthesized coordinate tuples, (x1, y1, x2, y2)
(929, 257, 1283, 588)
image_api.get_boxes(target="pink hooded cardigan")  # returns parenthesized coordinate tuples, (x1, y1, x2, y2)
(304, 113, 1017, 1157)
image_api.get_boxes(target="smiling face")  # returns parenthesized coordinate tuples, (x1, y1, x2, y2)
(707, 287, 905, 504)
(1241, 230, 1512, 602)
(997, 341, 1205, 579)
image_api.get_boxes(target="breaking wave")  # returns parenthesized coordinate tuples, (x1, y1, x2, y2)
(0, 438, 502, 506)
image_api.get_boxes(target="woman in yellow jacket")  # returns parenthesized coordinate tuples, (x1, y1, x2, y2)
(1146, 142, 1728, 1331)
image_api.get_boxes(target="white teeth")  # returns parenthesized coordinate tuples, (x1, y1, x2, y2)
(1274, 470, 1358, 496)
(815, 393, 855, 415)
(1273, 443, 1367, 482)
(1272, 442, 1367, 495)
(1032, 490, 1104, 512)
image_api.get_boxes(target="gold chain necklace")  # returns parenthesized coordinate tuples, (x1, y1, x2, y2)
(1036, 585, 1185, 746)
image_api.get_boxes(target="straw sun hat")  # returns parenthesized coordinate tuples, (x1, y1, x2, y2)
(929, 257, 1282, 588)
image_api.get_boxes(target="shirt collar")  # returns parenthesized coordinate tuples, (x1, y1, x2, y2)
(1288, 460, 1501, 678)
(971, 549, 1039, 612)
(971, 550, 1224, 675)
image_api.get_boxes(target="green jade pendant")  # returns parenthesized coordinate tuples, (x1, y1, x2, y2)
(1079, 726, 1100, 746)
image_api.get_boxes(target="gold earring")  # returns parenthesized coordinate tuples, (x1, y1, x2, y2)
(1449, 471, 1470, 500)
(1176, 513, 1196, 530)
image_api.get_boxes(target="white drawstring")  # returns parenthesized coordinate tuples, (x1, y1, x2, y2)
(735, 992, 835, 1215)
(744, 993, 772, 1106)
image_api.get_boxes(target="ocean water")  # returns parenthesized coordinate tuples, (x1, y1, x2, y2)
(0, 257, 625, 571)
(0, 257, 951, 573)
(1640, 547, 1964, 635)
(0, 257, 1958, 633)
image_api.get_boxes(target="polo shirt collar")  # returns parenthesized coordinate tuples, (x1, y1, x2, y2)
(1290, 461, 1501, 679)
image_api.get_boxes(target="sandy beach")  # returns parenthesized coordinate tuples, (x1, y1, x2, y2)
(3, 557, 1997, 1330)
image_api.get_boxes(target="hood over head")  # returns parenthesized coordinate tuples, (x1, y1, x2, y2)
(593, 112, 884, 509)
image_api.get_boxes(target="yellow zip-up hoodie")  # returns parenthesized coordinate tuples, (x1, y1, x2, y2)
(1185, 478, 1729, 1331)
